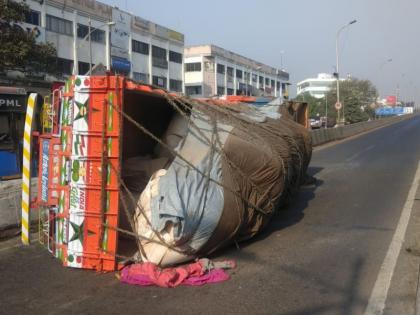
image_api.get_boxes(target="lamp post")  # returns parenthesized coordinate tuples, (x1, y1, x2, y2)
(280, 50, 285, 70)
(336, 19, 357, 125)
(73, 20, 115, 75)
(325, 95, 328, 129)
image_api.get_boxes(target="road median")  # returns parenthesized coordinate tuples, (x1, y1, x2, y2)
(312, 114, 418, 146)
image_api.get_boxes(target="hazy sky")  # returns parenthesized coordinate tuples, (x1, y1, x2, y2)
(102, 0, 419, 101)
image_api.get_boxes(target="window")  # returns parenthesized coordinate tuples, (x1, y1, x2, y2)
(77, 24, 105, 43)
(217, 86, 225, 95)
(170, 79, 183, 92)
(276, 81, 281, 90)
(227, 67, 234, 77)
(227, 67, 233, 82)
(169, 51, 182, 64)
(152, 46, 168, 68)
(152, 45, 166, 59)
(259, 76, 264, 85)
(186, 85, 202, 95)
(25, 10, 40, 26)
(185, 62, 201, 72)
(133, 72, 149, 83)
(78, 61, 90, 75)
(236, 69, 242, 79)
(265, 78, 270, 85)
(56, 58, 73, 76)
(271, 79, 275, 87)
(152, 75, 167, 88)
(244, 72, 250, 81)
(217, 64, 225, 74)
(227, 88, 234, 95)
(46, 15, 73, 36)
(252, 74, 258, 83)
(132, 40, 149, 55)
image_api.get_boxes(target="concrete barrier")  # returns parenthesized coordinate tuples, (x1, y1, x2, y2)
(311, 114, 417, 146)
(0, 178, 37, 231)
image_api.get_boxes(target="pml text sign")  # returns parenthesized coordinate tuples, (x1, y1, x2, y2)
(0, 94, 27, 113)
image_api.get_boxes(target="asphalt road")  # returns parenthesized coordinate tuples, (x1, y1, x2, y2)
(1, 115, 420, 315)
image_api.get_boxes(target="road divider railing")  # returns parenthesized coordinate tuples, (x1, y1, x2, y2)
(311, 114, 418, 146)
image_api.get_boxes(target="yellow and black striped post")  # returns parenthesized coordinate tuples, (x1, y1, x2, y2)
(21, 93, 37, 245)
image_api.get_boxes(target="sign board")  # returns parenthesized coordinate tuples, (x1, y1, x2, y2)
(335, 102, 342, 110)
(17, 22, 45, 42)
(51, 0, 112, 19)
(41, 139, 50, 203)
(133, 16, 151, 32)
(131, 16, 184, 44)
(111, 57, 131, 74)
(404, 107, 414, 114)
(0, 94, 27, 113)
(375, 106, 404, 116)
(386, 95, 397, 106)
(111, 8, 131, 59)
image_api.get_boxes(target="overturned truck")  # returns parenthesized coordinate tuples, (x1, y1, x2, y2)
(35, 75, 311, 271)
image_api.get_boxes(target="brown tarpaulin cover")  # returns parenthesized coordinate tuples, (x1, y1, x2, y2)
(199, 108, 312, 255)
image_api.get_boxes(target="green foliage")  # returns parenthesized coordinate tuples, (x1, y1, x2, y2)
(293, 93, 336, 120)
(0, 0, 57, 74)
(326, 78, 378, 124)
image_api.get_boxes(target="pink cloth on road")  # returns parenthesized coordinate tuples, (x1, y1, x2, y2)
(182, 268, 230, 286)
(120, 261, 230, 288)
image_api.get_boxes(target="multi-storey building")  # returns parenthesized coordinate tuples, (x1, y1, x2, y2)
(296, 73, 343, 99)
(8, 0, 185, 93)
(184, 45, 290, 99)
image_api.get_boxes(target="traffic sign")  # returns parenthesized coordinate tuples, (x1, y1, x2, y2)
(335, 102, 342, 110)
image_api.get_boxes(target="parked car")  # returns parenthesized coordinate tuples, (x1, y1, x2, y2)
(320, 117, 336, 128)
(310, 118, 322, 129)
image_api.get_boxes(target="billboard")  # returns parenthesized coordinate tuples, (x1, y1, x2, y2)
(111, 8, 131, 59)
(386, 95, 397, 106)
(375, 106, 404, 116)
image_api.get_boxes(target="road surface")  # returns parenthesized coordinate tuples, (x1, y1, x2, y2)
(1, 115, 420, 315)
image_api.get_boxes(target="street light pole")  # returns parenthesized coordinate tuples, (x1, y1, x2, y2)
(325, 95, 328, 129)
(105, 23, 112, 71)
(88, 17, 92, 75)
(280, 50, 285, 70)
(336, 19, 357, 125)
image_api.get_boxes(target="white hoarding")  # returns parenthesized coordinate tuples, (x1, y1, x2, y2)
(111, 8, 131, 59)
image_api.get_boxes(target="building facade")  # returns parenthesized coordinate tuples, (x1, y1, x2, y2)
(184, 45, 290, 98)
(11, 0, 185, 93)
(296, 73, 343, 99)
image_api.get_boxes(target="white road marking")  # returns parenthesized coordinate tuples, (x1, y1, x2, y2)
(345, 145, 376, 162)
(365, 160, 420, 315)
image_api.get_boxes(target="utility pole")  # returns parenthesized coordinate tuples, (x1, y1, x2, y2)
(88, 17, 92, 74)
(325, 95, 328, 129)
(336, 19, 357, 125)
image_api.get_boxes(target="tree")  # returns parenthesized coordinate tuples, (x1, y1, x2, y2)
(326, 78, 378, 124)
(0, 0, 57, 74)
(294, 93, 323, 118)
